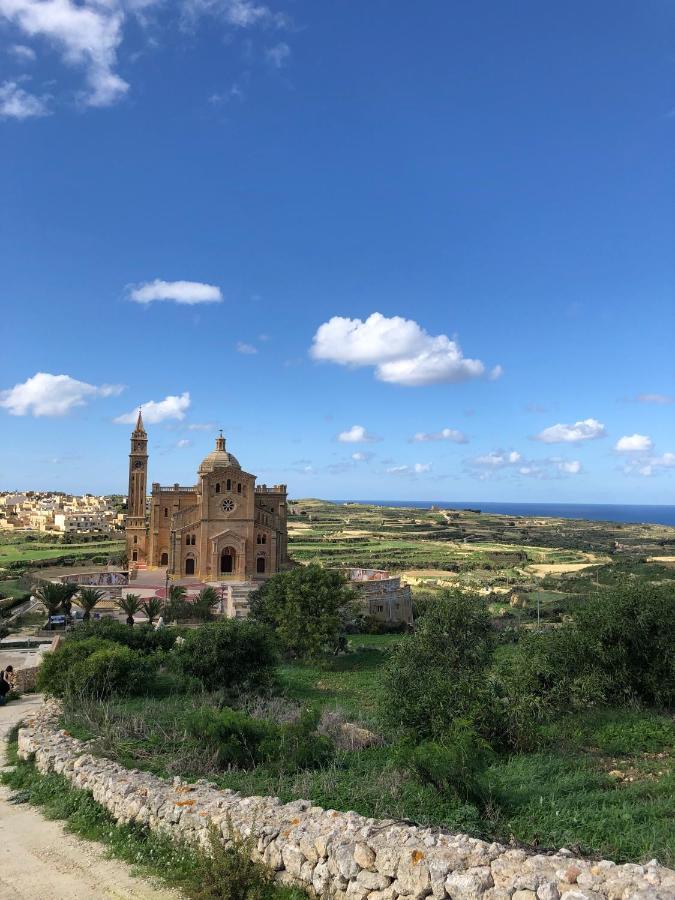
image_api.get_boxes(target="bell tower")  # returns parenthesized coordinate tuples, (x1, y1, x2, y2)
(126, 410, 148, 566)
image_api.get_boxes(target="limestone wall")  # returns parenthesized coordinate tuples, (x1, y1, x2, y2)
(14, 665, 38, 692)
(17, 702, 675, 900)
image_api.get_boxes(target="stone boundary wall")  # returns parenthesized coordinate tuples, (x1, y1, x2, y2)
(16, 702, 675, 900)
(14, 665, 38, 692)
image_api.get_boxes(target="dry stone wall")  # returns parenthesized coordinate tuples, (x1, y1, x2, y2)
(16, 702, 675, 900)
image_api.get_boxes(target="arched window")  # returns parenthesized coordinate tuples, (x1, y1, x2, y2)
(185, 535, 190, 546)
(256, 555, 266, 574)
(215, 483, 220, 494)
(237, 483, 242, 494)
(133, 535, 138, 544)
(132, 551, 138, 561)
(256, 533, 261, 544)
(262, 534, 267, 545)
(226, 479, 231, 491)
(160, 552, 169, 566)
(164, 508, 168, 518)
(191, 534, 196, 546)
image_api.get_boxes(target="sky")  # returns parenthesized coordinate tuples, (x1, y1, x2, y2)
(0, 0, 673, 503)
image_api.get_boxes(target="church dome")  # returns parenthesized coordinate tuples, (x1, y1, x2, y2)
(199, 434, 241, 473)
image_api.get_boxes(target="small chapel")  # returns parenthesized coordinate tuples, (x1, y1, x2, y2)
(125, 411, 288, 582)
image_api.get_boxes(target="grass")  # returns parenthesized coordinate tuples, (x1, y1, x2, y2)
(60, 639, 675, 866)
(1, 750, 305, 900)
(0, 539, 123, 566)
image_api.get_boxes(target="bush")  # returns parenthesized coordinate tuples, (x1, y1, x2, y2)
(172, 620, 278, 695)
(186, 705, 334, 773)
(250, 566, 357, 658)
(37, 637, 156, 698)
(379, 590, 494, 740)
(69, 619, 180, 653)
(400, 720, 494, 804)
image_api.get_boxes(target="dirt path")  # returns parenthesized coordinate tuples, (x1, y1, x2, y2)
(0, 694, 181, 900)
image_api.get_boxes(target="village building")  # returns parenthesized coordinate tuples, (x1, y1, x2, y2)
(343, 567, 414, 625)
(125, 411, 288, 583)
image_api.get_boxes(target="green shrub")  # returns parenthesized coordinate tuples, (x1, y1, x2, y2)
(172, 620, 278, 695)
(401, 720, 493, 803)
(186, 705, 334, 773)
(37, 637, 156, 698)
(379, 590, 494, 740)
(250, 565, 357, 659)
(70, 619, 180, 653)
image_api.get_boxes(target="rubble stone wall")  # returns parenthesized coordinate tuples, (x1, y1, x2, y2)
(16, 702, 675, 900)
(14, 665, 38, 692)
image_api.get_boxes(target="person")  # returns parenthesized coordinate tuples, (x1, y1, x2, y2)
(4, 666, 16, 691)
(0, 671, 9, 706)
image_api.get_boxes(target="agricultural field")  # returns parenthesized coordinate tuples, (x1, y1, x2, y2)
(0, 531, 124, 571)
(288, 500, 675, 625)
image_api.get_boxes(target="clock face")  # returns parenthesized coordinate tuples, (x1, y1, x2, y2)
(221, 499, 235, 513)
(134, 460, 143, 469)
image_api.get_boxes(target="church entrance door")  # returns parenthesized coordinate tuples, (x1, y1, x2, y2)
(160, 552, 168, 566)
(185, 558, 195, 576)
(220, 548, 235, 574)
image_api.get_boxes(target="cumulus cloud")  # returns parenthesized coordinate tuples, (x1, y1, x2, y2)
(337, 424, 380, 444)
(0, 79, 49, 118)
(615, 434, 653, 453)
(351, 451, 374, 462)
(469, 449, 581, 479)
(534, 418, 606, 444)
(0, 372, 124, 416)
(0, 0, 289, 112)
(411, 427, 467, 444)
(114, 392, 191, 424)
(236, 341, 257, 354)
(128, 279, 223, 305)
(637, 393, 673, 405)
(387, 462, 432, 476)
(310, 312, 497, 387)
(175, 438, 192, 448)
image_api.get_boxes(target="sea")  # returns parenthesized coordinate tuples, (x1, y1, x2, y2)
(338, 501, 675, 528)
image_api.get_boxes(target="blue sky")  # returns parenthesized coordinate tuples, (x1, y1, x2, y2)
(1, 1, 673, 502)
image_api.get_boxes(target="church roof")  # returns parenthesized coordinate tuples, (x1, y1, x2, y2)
(198, 433, 241, 473)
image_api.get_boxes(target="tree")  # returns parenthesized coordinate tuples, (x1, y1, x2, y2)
(34, 582, 77, 628)
(116, 593, 142, 626)
(379, 589, 494, 740)
(78, 588, 103, 622)
(193, 586, 218, 622)
(165, 584, 190, 622)
(142, 597, 162, 625)
(249, 565, 357, 659)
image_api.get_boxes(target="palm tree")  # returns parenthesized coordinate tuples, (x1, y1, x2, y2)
(142, 597, 161, 625)
(165, 583, 187, 621)
(60, 583, 79, 621)
(117, 593, 142, 626)
(78, 588, 103, 622)
(34, 582, 75, 629)
(194, 586, 218, 622)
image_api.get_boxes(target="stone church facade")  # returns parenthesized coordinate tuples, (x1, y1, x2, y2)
(125, 412, 288, 582)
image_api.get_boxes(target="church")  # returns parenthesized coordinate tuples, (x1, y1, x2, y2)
(125, 411, 288, 582)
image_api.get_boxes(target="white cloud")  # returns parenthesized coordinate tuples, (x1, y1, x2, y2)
(310, 312, 497, 387)
(0, 79, 49, 118)
(265, 41, 289, 68)
(534, 418, 606, 444)
(0, 372, 124, 416)
(615, 434, 653, 453)
(236, 341, 257, 355)
(637, 393, 673, 405)
(0, 0, 130, 108)
(473, 450, 521, 468)
(337, 424, 380, 444)
(114, 392, 191, 424)
(411, 427, 467, 444)
(387, 462, 432, 476)
(8, 43, 36, 61)
(0, 0, 288, 112)
(186, 421, 216, 431)
(129, 279, 223, 305)
(557, 460, 582, 475)
(351, 451, 373, 462)
(623, 451, 675, 478)
(175, 438, 191, 448)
